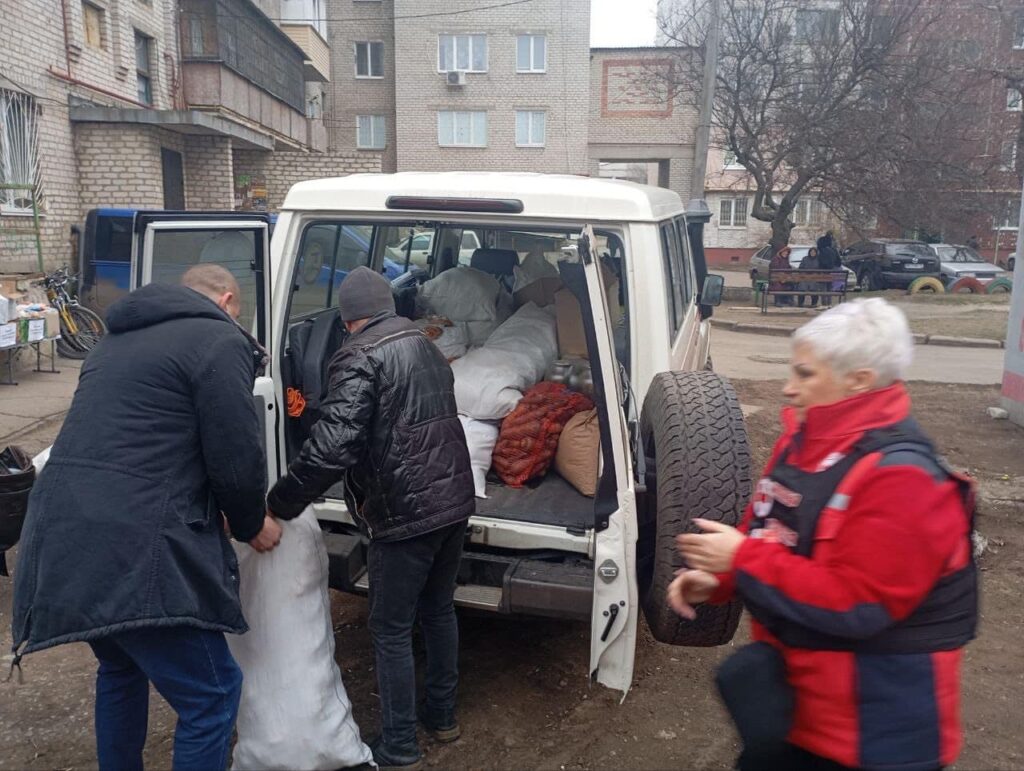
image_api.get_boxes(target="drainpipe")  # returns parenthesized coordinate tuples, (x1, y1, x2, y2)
(58, 0, 73, 77)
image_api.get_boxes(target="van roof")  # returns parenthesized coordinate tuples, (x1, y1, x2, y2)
(281, 172, 686, 222)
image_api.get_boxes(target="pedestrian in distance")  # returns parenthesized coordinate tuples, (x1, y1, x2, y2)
(816, 233, 843, 307)
(966, 234, 980, 250)
(797, 247, 822, 309)
(266, 266, 475, 771)
(769, 245, 795, 306)
(11, 264, 281, 771)
(670, 298, 977, 771)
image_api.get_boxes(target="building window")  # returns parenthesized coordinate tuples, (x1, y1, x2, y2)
(1000, 140, 1018, 172)
(516, 34, 546, 73)
(357, 115, 386, 149)
(867, 14, 893, 47)
(438, 34, 487, 73)
(1015, 11, 1024, 49)
(515, 110, 546, 147)
(723, 149, 744, 169)
(0, 90, 43, 213)
(135, 31, 153, 105)
(793, 199, 827, 228)
(83, 2, 105, 49)
(719, 197, 748, 228)
(438, 110, 487, 147)
(354, 41, 384, 78)
(995, 199, 1021, 230)
(795, 9, 839, 43)
(1008, 88, 1022, 112)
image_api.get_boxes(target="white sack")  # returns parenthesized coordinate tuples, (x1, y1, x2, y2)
(450, 302, 558, 420)
(418, 267, 510, 347)
(512, 252, 559, 293)
(228, 508, 373, 771)
(433, 324, 469, 360)
(458, 416, 499, 498)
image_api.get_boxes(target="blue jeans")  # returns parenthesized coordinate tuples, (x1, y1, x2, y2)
(367, 521, 466, 757)
(88, 626, 243, 771)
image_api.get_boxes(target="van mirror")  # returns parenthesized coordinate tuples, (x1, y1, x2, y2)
(700, 274, 725, 307)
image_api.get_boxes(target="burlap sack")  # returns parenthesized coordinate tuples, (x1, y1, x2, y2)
(554, 409, 600, 497)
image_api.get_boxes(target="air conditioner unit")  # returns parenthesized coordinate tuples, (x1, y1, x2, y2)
(446, 70, 467, 87)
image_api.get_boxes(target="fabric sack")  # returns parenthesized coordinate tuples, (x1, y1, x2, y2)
(714, 641, 795, 756)
(554, 409, 600, 497)
(459, 415, 500, 498)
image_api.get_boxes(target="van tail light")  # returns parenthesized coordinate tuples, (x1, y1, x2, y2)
(385, 196, 524, 214)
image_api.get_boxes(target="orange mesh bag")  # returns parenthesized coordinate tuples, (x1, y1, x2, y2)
(492, 381, 594, 487)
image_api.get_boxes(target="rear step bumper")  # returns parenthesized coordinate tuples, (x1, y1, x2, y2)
(324, 532, 593, 621)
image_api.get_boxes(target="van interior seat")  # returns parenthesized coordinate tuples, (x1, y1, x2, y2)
(470, 248, 518, 291)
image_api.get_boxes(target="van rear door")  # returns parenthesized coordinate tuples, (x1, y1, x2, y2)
(564, 226, 639, 695)
(132, 213, 280, 486)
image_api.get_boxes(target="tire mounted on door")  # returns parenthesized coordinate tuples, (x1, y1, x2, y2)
(638, 371, 751, 646)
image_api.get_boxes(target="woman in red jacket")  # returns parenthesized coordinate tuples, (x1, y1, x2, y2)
(672, 298, 977, 771)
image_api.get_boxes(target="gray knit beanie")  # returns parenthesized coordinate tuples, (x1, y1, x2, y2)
(336, 266, 396, 322)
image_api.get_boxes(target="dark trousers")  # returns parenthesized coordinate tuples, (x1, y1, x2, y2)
(367, 520, 466, 756)
(88, 626, 242, 771)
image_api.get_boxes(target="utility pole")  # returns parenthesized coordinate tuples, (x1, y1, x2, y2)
(690, 0, 720, 202)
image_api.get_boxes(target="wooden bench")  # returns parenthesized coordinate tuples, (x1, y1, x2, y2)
(762, 269, 849, 313)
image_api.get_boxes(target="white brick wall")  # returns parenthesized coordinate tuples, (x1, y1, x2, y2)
(233, 148, 383, 211)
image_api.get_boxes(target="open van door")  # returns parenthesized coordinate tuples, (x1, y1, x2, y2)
(565, 227, 639, 695)
(131, 213, 280, 485)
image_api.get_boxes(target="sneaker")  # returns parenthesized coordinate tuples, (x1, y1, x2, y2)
(369, 737, 423, 771)
(418, 707, 461, 743)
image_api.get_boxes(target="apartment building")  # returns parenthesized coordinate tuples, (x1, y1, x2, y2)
(325, 0, 591, 175)
(0, 0, 379, 272)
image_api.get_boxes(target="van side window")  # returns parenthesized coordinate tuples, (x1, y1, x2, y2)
(290, 223, 373, 321)
(659, 222, 685, 334)
(673, 216, 696, 305)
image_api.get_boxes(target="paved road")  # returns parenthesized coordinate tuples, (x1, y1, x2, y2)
(713, 328, 1006, 384)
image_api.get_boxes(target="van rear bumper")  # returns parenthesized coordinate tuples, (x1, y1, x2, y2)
(324, 532, 593, 621)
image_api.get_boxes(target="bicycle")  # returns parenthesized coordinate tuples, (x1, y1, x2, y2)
(35, 267, 107, 360)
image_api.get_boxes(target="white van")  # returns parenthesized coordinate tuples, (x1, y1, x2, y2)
(129, 173, 751, 694)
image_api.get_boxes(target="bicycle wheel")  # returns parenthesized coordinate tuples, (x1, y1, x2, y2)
(57, 305, 106, 359)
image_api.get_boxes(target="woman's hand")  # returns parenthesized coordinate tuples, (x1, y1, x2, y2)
(676, 518, 746, 574)
(667, 569, 721, 620)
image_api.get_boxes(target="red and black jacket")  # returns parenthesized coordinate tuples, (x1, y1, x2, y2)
(711, 384, 977, 770)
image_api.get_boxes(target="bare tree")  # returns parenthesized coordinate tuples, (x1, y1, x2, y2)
(659, 0, 975, 252)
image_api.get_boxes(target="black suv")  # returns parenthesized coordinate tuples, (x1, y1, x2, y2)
(841, 238, 941, 291)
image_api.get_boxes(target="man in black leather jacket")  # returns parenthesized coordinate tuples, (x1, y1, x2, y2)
(267, 266, 474, 771)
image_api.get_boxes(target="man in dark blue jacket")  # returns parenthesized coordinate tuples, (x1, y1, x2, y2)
(12, 264, 280, 770)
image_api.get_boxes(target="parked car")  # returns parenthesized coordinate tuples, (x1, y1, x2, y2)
(749, 243, 858, 287)
(41, 174, 748, 696)
(996, 252, 1016, 272)
(841, 238, 941, 291)
(927, 244, 1007, 287)
(384, 228, 481, 268)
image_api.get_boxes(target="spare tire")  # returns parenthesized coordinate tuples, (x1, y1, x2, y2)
(638, 371, 751, 646)
(907, 276, 945, 295)
(948, 276, 986, 294)
(986, 277, 1013, 294)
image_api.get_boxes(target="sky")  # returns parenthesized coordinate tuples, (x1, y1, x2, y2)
(590, 0, 659, 47)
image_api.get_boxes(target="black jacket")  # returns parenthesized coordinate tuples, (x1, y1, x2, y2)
(816, 236, 842, 269)
(268, 312, 474, 541)
(12, 284, 267, 655)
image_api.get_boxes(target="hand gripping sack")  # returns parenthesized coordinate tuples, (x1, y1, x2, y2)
(492, 382, 593, 487)
(227, 508, 373, 770)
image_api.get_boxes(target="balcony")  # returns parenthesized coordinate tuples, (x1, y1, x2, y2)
(180, 0, 311, 147)
(279, 0, 330, 82)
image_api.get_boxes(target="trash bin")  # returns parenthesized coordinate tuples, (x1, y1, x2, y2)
(0, 446, 35, 576)
(752, 280, 768, 306)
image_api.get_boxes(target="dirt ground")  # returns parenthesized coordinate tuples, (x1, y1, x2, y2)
(1, 381, 1022, 770)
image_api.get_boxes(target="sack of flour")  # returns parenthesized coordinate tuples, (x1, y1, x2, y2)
(228, 508, 373, 771)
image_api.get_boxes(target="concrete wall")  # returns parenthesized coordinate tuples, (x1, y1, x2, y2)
(233, 148, 383, 211)
(391, 0, 591, 174)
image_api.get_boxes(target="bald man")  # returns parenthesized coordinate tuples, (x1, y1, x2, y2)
(12, 265, 279, 770)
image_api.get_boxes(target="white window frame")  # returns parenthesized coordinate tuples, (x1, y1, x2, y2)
(437, 110, 487, 148)
(1015, 11, 1024, 49)
(994, 199, 1021, 231)
(437, 34, 488, 73)
(356, 115, 386, 150)
(719, 197, 749, 229)
(516, 34, 547, 73)
(1000, 139, 1018, 172)
(793, 198, 826, 228)
(722, 148, 745, 170)
(515, 110, 546, 147)
(0, 90, 43, 214)
(354, 41, 384, 79)
(1008, 88, 1022, 112)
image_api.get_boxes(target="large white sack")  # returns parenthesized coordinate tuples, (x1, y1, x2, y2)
(450, 302, 558, 420)
(418, 266, 510, 347)
(228, 508, 373, 771)
(459, 416, 499, 498)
